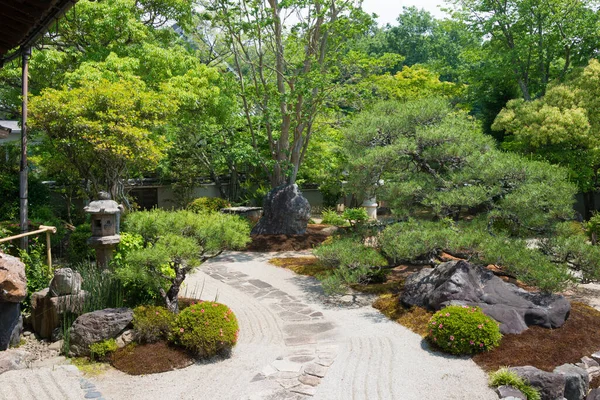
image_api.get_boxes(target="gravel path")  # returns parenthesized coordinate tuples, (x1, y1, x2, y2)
(91, 251, 497, 400)
(1, 251, 497, 400)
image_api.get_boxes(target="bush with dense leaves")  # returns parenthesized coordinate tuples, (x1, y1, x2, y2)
(380, 219, 455, 263)
(187, 197, 230, 213)
(427, 305, 502, 355)
(314, 238, 388, 294)
(170, 301, 239, 358)
(132, 305, 175, 343)
(89, 339, 118, 361)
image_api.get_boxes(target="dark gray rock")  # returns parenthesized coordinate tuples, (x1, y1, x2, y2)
(251, 184, 311, 235)
(511, 366, 566, 400)
(587, 388, 600, 400)
(49, 268, 82, 296)
(9, 315, 22, 348)
(68, 308, 133, 356)
(401, 260, 571, 334)
(0, 302, 20, 350)
(553, 364, 589, 400)
(496, 385, 527, 399)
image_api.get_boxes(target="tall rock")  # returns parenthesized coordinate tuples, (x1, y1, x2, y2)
(251, 184, 311, 235)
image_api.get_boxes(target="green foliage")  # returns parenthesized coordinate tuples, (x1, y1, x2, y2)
(314, 238, 388, 294)
(489, 368, 541, 400)
(170, 301, 239, 357)
(29, 57, 177, 200)
(18, 240, 52, 311)
(493, 60, 600, 215)
(89, 339, 118, 362)
(187, 197, 230, 213)
(122, 210, 250, 308)
(132, 305, 176, 343)
(66, 224, 94, 264)
(342, 208, 369, 227)
(321, 210, 348, 227)
(71, 261, 125, 311)
(586, 213, 600, 243)
(427, 305, 502, 355)
(112, 232, 162, 307)
(381, 220, 455, 262)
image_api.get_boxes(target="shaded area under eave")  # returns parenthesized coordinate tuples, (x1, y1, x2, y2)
(0, 0, 78, 66)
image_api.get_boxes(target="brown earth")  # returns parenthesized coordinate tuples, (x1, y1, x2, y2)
(111, 342, 194, 375)
(473, 302, 600, 372)
(246, 224, 333, 251)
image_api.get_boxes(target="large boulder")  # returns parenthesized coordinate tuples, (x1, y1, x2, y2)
(251, 184, 311, 235)
(31, 288, 87, 339)
(0, 303, 21, 350)
(553, 364, 589, 400)
(401, 260, 571, 334)
(49, 268, 82, 297)
(68, 308, 133, 356)
(510, 366, 565, 400)
(0, 252, 27, 303)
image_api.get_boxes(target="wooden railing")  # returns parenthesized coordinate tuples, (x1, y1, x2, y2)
(0, 225, 57, 270)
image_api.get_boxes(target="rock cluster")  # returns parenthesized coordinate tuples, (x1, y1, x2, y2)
(68, 308, 133, 356)
(31, 268, 86, 339)
(251, 184, 311, 235)
(401, 260, 571, 334)
(0, 252, 26, 350)
(496, 353, 600, 400)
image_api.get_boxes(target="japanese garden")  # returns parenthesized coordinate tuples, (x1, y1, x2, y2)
(1, 0, 600, 399)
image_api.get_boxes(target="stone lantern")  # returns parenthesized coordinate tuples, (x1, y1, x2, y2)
(84, 192, 123, 269)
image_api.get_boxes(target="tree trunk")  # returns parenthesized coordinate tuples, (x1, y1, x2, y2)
(160, 263, 186, 313)
(583, 191, 596, 220)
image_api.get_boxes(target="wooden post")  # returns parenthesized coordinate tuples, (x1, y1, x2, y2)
(46, 230, 52, 272)
(19, 47, 31, 250)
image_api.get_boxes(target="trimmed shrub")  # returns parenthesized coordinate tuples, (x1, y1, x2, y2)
(89, 339, 118, 361)
(187, 197, 230, 213)
(342, 208, 368, 227)
(427, 305, 502, 355)
(313, 238, 386, 269)
(170, 301, 239, 358)
(314, 238, 388, 294)
(132, 306, 175, 343)
(489, 367, 541, 400)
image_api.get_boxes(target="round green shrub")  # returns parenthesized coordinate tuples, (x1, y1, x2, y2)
(89, 339, 118, 361)
(132, 305, 175, 343)
(170, 301, 239, 358)
(427, 305, 502, 355)
(187, 197, 230, 213)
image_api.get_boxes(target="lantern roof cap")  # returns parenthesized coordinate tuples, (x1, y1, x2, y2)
(84, 200, 122, 214)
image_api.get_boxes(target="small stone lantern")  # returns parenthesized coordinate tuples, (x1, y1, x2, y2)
(84, 192, 123, 269)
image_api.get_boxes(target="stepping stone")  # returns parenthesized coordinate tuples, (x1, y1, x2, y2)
(284, 336, 316, 346)
(299, 374, 321, 387)
(304, 363, 328, 378)
(249, 279, 273, 289)
(278, 378, 301, 389)
(290, 384, 317, 396)
(262, 364, 278, 376)
(289, 356, 315, 363)
(315, 358, 334, 367)
(272, 360, 303, 373)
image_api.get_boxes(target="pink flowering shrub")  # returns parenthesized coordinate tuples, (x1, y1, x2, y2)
(427, 305, 502, 355)
(170, 301, 239, 358)
(132, 305, 176, 343)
